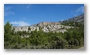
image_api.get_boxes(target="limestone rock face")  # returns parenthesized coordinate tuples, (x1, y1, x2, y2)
(11, 14, 83, 38)
(12, 22, 73, 33)
(12, 14, 84, 33)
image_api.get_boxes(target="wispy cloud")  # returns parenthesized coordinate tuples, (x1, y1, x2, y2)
(26, 5, 31, 9)
(76, 6, 84, 13)
(4, 6, 15, 16)
(10, 21, 30, 26)
(71, 6, 84, 16)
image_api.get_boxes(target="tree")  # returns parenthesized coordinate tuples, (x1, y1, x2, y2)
(28, 27, 31, 30)
(4, 22, 13, 48)
(4, 22, 12, 41)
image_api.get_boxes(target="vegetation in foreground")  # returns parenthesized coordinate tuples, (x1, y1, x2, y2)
(4, 22, 84, 49)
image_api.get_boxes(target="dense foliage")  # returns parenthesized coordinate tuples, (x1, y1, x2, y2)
(4, 22, 84, 49)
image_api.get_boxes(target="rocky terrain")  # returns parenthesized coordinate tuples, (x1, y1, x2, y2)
(60, 14, 84, 24)
(12, 22, 73, 33)
(4, 14, 84, 49)
(12, 14, 84, 34)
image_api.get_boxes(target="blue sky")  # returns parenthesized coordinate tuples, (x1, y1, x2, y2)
(4, 4, 84, 26)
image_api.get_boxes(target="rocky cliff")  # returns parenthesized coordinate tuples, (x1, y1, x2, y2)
(12, 14, 84, 33)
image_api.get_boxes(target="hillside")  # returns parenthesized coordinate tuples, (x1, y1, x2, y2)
(13, 22, 73, 33)
(4, 14, 84, 49)
(60, 14, 84, 25)
(13, 14, 84, 33)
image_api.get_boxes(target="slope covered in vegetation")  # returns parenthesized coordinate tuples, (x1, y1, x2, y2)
(4, 20, 84, 49)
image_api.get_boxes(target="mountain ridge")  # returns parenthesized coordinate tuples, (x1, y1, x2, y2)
(12, 14, 84, 33)
(60, 14, 84, 24)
